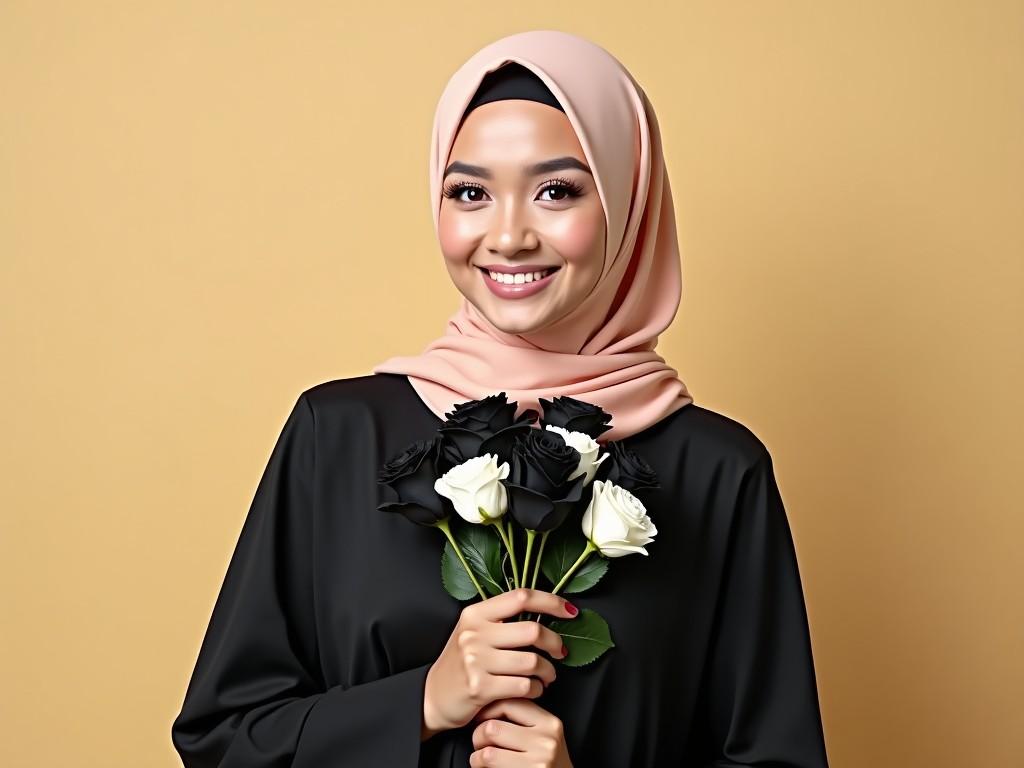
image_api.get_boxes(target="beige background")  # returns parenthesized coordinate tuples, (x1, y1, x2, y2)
(2, 2, 1021, 766)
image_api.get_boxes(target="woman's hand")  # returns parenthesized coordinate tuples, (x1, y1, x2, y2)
(421, 588, 576, 740)
(469, 697, 574, 767)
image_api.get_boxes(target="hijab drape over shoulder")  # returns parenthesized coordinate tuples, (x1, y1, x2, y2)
(373, 29, 694, 442)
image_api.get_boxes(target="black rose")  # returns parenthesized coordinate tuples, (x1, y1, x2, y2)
(504, 428, 587, 532)
(595, 439, 660, 492)
(439, 392, 538, 466)
(538, 395, 612, 440)
(376, 435, 452, 526)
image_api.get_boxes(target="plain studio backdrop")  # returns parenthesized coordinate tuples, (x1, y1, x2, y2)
(1, 2, 1021, 766)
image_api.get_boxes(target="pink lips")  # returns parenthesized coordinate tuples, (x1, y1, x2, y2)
(478, 265, 560, 299)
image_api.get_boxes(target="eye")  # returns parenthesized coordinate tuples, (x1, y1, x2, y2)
(537, 177, 586, 202)
(442, 181, 489, 203)
(441, 177, 587, 205)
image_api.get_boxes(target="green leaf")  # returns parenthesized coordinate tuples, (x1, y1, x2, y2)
(547, 608, 614, 667)
(441, 539, 479, 600)
(454, 520, 506, 597)
(561, 554, 608, 593)
(540, 526, 606, 594)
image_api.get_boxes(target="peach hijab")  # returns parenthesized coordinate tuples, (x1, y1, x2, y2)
(373, 29, 694, 443)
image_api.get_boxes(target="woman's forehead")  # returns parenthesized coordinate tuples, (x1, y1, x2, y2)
(448, 100, 585, 164)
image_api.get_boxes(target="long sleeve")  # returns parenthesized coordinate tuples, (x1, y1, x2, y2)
(170, 393, 433, 768)
(699, 451, 830, 767)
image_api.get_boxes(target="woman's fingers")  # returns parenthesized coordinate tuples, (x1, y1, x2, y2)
(488, 613, 569, 660)
(470, 715, 532, 753)
(485, 674, 547, 702)
(474, 587, 578, 624)
(473, 697, 547, 726)
(470, 698, 571, 767)
(483, 647, 558, 687)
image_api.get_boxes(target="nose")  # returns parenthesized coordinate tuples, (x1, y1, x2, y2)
(482, 196, 539, 257)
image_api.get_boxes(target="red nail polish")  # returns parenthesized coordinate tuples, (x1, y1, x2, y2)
(561, 643, 568, 657)
(565, 602, 578, 616)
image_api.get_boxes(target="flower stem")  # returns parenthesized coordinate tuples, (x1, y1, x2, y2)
(530, 530, 548, 589)
(435, 518, 487, 601)
(522, 529, 536, 589)
(551, 540, 597, 595)
(528, 530, 551, 621)
(490, 517, 520, 589)
(506, 519, 517, 574)
(517, 528, 537, 622)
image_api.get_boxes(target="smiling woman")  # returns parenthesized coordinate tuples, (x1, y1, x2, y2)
(171, 29, 830, 768)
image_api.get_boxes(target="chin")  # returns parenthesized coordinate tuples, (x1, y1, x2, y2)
(475, 302, 549, 335)
(492, 321, 542, 334)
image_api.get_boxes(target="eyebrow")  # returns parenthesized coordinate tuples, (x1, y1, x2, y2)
(442, 156, 592, 181)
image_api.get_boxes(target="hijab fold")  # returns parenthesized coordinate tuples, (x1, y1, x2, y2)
(373, 29, 693, 442)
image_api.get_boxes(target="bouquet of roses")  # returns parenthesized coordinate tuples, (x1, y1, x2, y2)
(375, 392, 660, 667)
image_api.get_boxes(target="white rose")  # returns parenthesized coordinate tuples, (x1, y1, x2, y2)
(544, 424, 609, 485)
(434, 453, 510, 524)
(581, 479, 658, 557)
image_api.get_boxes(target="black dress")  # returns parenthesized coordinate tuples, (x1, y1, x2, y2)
(170, 372, 830, 767)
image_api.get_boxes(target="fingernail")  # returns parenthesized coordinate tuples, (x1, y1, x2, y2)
(565, 601, 578, 616)
(561, 643, 568, 657)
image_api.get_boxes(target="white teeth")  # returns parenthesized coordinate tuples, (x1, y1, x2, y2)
(486, 269, 554, 284)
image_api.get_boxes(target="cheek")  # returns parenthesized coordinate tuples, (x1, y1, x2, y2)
(545, 207, 605, 269)
(437, 207, 479, 263)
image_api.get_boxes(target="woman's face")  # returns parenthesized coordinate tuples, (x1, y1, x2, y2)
(438, 99, 606, 336)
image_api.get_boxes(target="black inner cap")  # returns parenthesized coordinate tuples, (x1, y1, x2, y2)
(461, 62, 565, 124)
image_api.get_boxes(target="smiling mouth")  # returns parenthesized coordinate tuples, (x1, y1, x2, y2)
(477, 266, 561, 285)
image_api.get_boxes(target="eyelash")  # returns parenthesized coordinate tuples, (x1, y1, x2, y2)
(441, 176, 586, 203)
